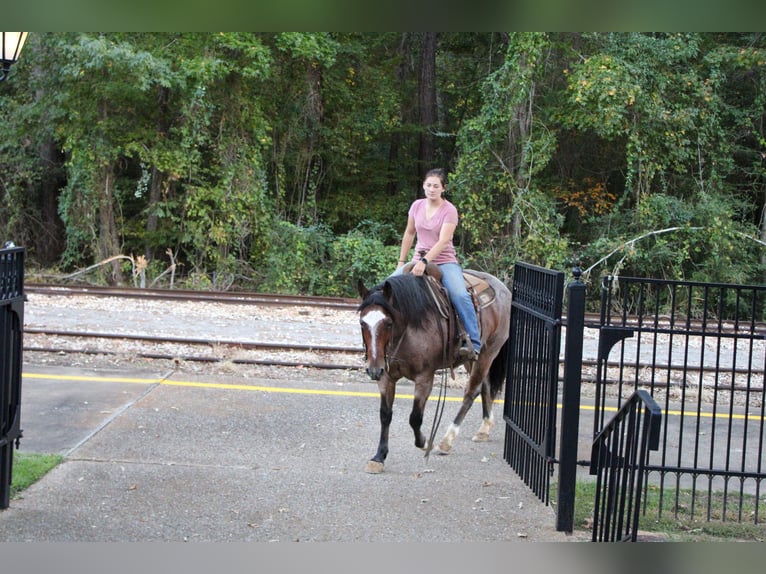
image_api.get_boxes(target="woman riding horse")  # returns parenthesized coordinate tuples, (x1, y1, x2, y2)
(358, 269, 511, 474)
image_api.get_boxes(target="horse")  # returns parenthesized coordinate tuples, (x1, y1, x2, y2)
(357, 268, 512, 473)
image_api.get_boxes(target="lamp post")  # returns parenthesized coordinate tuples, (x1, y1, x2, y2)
(1, 32, 28, 81)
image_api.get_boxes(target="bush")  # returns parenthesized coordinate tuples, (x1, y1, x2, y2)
(328, 220, 400, 295)
(258, 220, 399, 297)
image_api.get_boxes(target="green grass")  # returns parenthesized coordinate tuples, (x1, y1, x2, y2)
(562, 480, 766, 542)
(9, 451, 63, 499)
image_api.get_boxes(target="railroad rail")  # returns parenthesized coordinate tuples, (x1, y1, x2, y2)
(24, 336, 363, 370)
(22, 284, 766, 388)
(27, 283, 765, 333)
(25, 283, 360, 310)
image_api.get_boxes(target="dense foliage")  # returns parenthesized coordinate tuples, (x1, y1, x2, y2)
(1, 32, 764, 296)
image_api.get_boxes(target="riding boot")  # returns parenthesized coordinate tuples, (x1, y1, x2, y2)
(455, 332, 477, 362)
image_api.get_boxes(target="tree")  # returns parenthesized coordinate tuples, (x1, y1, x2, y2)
(54, 34, 177, 282)
(452, 32, 565, 272)
(4, 33, 766, 293)
(562, 32, 766, 282)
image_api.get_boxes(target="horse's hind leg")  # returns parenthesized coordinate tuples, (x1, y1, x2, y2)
(437, 369, 487, 454)
(472, 379, 495, 442)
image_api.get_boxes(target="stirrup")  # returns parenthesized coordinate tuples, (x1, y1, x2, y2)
(456, 345, 477, 362)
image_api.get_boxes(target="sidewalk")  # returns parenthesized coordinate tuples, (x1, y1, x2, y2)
(0, 364, 578, 542)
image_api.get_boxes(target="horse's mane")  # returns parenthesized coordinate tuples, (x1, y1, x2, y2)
(358, 274, 438, 331)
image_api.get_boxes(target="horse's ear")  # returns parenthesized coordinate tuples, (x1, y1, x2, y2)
(357, 278, 368, 299)
(382, 280, 393, 299)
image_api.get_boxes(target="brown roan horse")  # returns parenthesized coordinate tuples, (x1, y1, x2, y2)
(357, 268, 512, 473)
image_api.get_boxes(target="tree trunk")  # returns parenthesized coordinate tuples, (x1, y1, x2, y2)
(97, 163, 124, 285)
(144, 167, 163, 261)
(386, 33, 410, 196)
(145, 85, 171, 262)
(417, 32, 438, 178)
(36, 138, 65, 264)
(295, 60, 324, 226)
(32, 40, 65, 265)
(508, 55, 534, 239)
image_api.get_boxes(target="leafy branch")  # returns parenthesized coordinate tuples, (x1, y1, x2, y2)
(582, 227, 766, 282)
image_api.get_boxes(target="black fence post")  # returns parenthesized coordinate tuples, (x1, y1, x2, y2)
(555, 267, 586, 532)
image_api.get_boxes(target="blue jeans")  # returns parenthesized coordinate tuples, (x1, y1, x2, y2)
(391, 262, 481, 352)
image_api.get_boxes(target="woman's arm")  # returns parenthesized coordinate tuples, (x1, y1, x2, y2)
(396, 215, 417, 268)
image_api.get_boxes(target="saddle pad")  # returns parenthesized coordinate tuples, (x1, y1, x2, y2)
(463, 271, 495, 309)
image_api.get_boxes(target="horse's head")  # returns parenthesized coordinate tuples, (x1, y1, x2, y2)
(357, 279, 396, 381)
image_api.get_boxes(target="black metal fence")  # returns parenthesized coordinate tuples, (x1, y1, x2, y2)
(0, 246, 24, 509)
(590, 389, 662, 541)
(595, 276, 766, 525)
(503, 262, 564, 505)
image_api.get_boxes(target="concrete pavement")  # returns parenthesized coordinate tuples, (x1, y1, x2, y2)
(0, 363, 578, 542)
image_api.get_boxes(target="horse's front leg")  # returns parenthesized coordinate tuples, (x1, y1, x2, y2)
(410, 373, 435, 451)
(366, 375, 396, 474)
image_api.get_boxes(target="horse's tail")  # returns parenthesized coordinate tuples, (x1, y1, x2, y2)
(488, 336, 510, 400)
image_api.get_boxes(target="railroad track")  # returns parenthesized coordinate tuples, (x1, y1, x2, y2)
(24, 283, 365, 370)
(25, 327, 764, 392)
(25, 283, 360, 310)
(22, 284, 766, 389)
(23, 328, 364, 370)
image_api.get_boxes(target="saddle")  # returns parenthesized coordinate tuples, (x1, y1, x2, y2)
(402, 262, 496, 368)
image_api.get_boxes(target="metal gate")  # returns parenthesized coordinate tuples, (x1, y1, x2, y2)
(0, 246, 24, 509)
(502, 266, 764, 537)
(502, 262, 564, 505)
(502, 262, 593, 534)
(503, 262, 665, 539)
(595, 275, 766, 525)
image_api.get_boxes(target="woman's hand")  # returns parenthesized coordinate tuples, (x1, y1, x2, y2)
(412, 259, 426, 276)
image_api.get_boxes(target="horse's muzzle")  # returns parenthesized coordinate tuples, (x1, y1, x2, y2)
(366, 366, 384, 381)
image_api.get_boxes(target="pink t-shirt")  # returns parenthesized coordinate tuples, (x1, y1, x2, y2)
(408, 198, 458, 265)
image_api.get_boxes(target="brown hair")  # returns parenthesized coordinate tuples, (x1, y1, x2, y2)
(424, 168, 446, 187)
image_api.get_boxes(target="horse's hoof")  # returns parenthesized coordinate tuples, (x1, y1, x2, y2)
(437, 440, 453, 454)
(365, 460, 385, 474)
(472, 432, 490, 442)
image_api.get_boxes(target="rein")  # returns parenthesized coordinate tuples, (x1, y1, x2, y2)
(424, 310, 449, 461)
(421, 274, 450, 460)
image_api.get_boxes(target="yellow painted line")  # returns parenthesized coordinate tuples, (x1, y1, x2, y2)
(22, 371, 458, 401)
(22, 372, 764, 421)
(24, 372, 165, 385)
(161, 378, 388, 398)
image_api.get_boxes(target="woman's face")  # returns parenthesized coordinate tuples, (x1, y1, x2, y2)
(423, 175, 444, 200)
